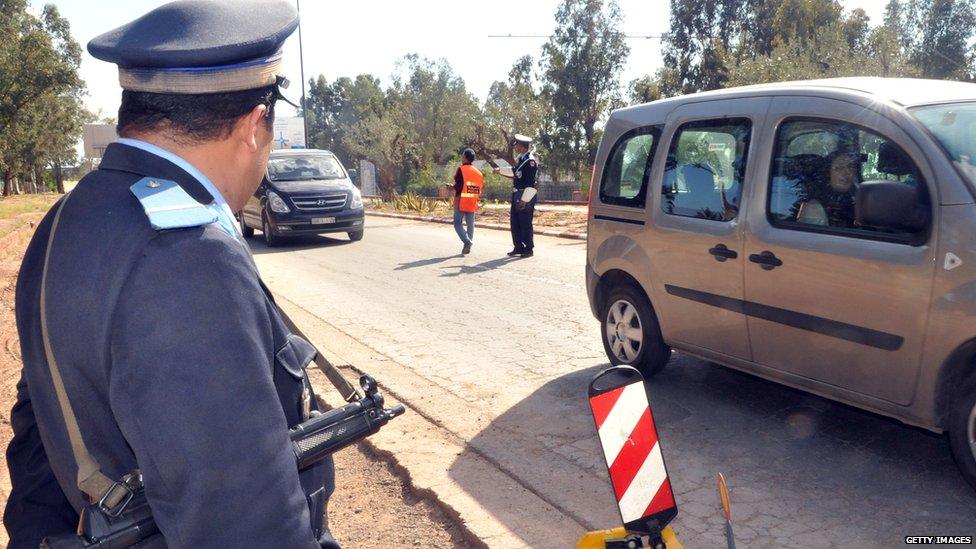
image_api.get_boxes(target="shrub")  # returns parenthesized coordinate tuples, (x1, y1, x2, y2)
(405, 166, 443, 197)
(393, 193, 438, 214)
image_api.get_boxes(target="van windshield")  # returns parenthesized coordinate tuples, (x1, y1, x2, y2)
(268, 155, 345, 182)
(912, 102, 976, 188)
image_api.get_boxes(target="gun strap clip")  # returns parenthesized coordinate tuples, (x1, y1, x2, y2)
(98, 470, 142, 517)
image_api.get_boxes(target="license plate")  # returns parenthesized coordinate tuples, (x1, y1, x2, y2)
(312, 217, 336, 225)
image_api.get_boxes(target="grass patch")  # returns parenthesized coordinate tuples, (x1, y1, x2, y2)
(0, 194, 59, 239)
(0, 194, 58, 219)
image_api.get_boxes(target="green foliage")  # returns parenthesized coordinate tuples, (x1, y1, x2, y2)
(541, 0, 629, 175)
(900, 0, 976, 79)
(481, 170, 514, 201)
(405, 166, 443, 197)
(659, 0, 947, 96)
(725, 21, 917, 86)
(661, 0, 758, 95)
(476, 56, 548, 165)
(0, 2, 86, 195)
(628, 74, 664, 104)
(313, 56, 480, 199)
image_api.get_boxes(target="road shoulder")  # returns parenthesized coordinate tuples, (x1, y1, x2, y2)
(281, 296, 589, 549)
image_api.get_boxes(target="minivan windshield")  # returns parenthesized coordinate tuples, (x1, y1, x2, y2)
(267, 155, 345, 182)
(912, 102, 976, 188)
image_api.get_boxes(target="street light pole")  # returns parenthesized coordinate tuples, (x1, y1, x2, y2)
(297, 0, 308, 147)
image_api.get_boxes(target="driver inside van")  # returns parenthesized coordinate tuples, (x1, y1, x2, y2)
(796, 151, 858, 227)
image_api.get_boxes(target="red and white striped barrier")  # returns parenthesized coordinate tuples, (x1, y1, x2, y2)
(588, 367, 677, 531)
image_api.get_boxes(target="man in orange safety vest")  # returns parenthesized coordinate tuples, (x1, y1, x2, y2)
(452, 148, 483, 255)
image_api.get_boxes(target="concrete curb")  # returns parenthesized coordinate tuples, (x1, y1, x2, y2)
(366, 210, 587, 241)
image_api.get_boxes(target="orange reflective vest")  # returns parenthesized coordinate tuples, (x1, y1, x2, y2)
(456, 164, 484, 213)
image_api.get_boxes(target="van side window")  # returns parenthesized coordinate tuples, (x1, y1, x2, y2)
(768, 119, 929, 241)
(661, 118, 751, 221)
(600, 127, 661, 207)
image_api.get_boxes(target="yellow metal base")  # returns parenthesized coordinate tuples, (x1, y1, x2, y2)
(576, 526, 682, 549)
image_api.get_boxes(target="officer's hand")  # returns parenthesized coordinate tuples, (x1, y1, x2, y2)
(492, 167, 500, 174)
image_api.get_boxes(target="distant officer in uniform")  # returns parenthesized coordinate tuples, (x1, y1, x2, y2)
(494, 134, 538, 257)
(3, 1, 338, 547)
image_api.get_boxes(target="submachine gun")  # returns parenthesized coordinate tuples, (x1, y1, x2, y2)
(42, 374, 404, 549)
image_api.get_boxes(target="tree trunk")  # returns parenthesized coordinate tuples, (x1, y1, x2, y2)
(2, 170, 11, 197)
(34, 165, 45, 194)
(55, 163, 65, 194)
(376, 164, 397, 201)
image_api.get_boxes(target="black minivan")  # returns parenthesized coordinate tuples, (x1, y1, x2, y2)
(240, 149, 365, 246)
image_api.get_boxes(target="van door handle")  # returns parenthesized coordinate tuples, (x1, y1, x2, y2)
(749, 250, 783, 270)
(708, 244, 738, 262)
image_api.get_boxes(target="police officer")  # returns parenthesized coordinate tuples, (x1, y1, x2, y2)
(3, 1, 338, 547)
(493, 134, 539, 257)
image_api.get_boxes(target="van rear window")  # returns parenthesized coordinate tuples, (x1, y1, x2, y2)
(600, 127, 661, 208)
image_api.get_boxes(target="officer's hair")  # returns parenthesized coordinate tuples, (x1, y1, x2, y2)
(117, 86, 277, 143)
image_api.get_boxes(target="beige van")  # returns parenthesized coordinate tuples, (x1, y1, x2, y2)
(585, 78, 976, 489)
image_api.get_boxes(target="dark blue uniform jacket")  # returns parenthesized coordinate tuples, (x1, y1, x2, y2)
(512, 153, 538, 190)
(4, 143, 334, 548)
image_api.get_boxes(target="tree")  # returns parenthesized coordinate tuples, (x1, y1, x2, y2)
(725, 20, 916, 86)
(540, 0, 629, 176)
(475, 56, 549, 165)
(660, 0, 754, 95)
(0, 2, 85, 195)
(628, 73, 665, 104)
(901, 0, 976, 79)
(662, 0, 851, 95)
(389, 55, 480, 168)
(337, 56, 479, 198)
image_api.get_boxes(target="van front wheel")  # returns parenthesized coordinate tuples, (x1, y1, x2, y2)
(600, 285, 671, 378)
(947, 374, 976, 491)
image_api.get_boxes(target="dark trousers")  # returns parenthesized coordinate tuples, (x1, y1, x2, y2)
(510, 189, 536, 252)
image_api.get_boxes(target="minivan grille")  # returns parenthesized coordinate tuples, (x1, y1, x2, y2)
(292, 194, 347, 212)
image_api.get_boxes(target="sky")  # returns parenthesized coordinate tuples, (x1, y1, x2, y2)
(33, 0, 891, 120)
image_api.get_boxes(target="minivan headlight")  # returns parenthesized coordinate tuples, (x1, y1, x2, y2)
(350, 186, 363, 209)
(267, 191, 290, 213)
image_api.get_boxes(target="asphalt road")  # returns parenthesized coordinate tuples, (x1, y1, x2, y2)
(252, 215, 976, 548)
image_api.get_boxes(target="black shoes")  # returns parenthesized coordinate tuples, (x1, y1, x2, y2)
(519, 251, 533, 258)
(462, 242, 472, 255)
(507, 249, 522, 256)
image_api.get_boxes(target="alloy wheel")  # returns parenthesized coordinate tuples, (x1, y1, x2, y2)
(605, 299, 643, 362)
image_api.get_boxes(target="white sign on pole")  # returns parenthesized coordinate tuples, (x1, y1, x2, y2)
(359, 159, 378, 196)
(272, 117, 307, 149)
(82, 124, 118, 158)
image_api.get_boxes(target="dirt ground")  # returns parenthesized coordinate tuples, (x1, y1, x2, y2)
(0, 196, 472, 548)
(370, 200, 589, 234)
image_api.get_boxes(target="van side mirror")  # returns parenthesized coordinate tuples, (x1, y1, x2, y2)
(855, 180, 929, 233)
(347, 168, 358, 182)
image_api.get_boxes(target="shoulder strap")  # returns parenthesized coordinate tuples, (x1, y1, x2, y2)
(130, 177, 218, 231)
(40, 193, 116, 501)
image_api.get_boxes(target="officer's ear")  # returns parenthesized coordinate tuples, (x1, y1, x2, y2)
(238, 104, 270, 153)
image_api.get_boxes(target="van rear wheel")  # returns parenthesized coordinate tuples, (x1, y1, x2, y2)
(600, 285, 671, 378)
(947, 374, 976, 491)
